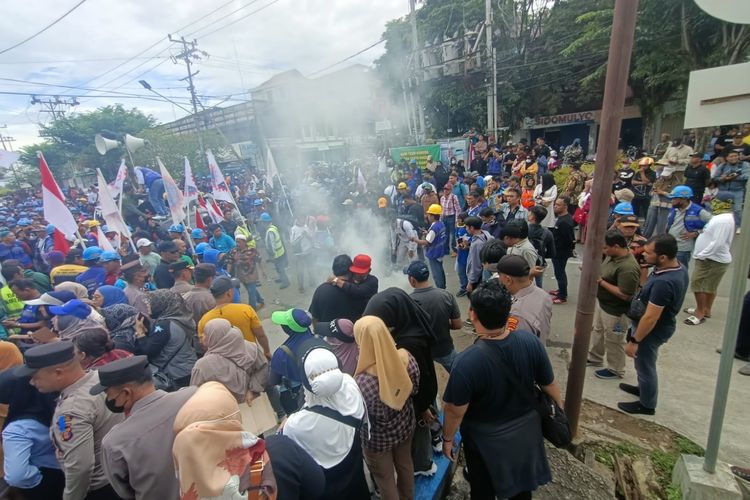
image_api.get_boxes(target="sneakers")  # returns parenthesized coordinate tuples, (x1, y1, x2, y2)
(414, 463, 438, 477)
(740, 363, 750, 376)
(619, 383, 640, 396)
(430, 419, 443, 452)
(595, 368, 622, 380)
(456, 289, 468, 297)
(617, 401, 655, 415)
(548, 290, 559, 296)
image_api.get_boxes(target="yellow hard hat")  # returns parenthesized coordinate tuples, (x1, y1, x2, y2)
(398, 182, 408, 189)
(378, 197, 387, 209)
(427, 203, 442, 215)
(638, 156, 654, 167)
(85, 220, 100, 228)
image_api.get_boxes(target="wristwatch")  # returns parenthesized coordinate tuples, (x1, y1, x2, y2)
(628, 337, 641, 345)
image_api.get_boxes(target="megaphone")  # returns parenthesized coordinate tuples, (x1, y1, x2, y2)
(94, 134, 120, 155)
(124, 134, 149, 154)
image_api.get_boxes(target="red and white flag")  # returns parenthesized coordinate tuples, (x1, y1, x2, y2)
(108, 160, 127, 200)
(194, 207, 206, 231)
(198, 194, 223, 223)
(206, 149, 235, 205)
(157, 158, 186, 225)
(183, 157, 198, 206)
(39, 152, 78, 247)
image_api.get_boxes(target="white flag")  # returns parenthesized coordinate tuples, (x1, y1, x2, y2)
(96, 226, 116, 252)
(206, 149, 235, 205)
(266, 147, 279, 180)
(96, 169, 131, 238)
(357, 167, 367, 193)
(108, 160, 127, 200)
(183, 157, 198, 205)
(157, 158, 186, 225)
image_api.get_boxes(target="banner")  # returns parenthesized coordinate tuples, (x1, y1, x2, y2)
(206, 149, 235, 206)
(108, 160, 127, 200)
(390, 144, 441, 168)
(96, 169, 131, 239)
(183, 157, 198, 206)
(157, 158, 186, 225)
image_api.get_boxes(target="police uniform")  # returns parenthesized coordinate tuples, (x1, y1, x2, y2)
(16, 342, 124, 500)
(496, 255, 553, 343)
(93, 356, 197, 499)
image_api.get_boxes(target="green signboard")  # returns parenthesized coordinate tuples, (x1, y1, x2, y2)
(390, 144, 441, 168)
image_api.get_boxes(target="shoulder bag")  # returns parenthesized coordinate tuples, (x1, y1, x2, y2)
(150, 328, 189, 392)
(478, 341, 571, 447)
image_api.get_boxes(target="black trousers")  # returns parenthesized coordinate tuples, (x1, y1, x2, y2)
(735, 291, 750, 358)
(11, 467, 65, 500)
(85, 484, 121, 500)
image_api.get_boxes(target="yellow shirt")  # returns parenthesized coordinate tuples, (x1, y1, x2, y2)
(50, 264, 89, 285)
(197, 303, 262, 343)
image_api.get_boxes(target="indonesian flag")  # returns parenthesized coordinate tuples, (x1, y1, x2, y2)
(108, 160, 127, 200)
(96, 169, 131, 238)
(198, 194, 223, 223)
(206, 149, 235, 205)
(39, 152, 78, 247)
(95, 226, 116, 252)
(183, 157, 198, 206)
(194, 207, 206, 231)
(357, 167, 367, 193)
(157, 158, 186, 225)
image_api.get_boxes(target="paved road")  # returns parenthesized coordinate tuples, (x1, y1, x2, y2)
(252, 238, 749, 465)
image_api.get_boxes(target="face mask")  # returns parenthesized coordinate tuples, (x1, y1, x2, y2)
(105, 397, 126, 413)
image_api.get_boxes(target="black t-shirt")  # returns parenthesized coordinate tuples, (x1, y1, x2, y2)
(551, 214, 576, 259)
(683, 165, 711, 197)
(636, 265, 689, 341)
(153, 260, 175, 289)
(309, 281, 367, 323)
(265, 435, 325, 500)
(727, 143, 750, 157)
(410, 286, 461, 357)
(444, 331, 554, 425)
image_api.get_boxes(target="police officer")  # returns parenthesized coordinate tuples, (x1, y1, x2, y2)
(93, 356, 197, 499)
(15, 341, 123, 500)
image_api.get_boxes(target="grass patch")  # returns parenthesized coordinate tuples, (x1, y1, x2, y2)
(665, 484, 682, 500)
(674, 436, 704, 456)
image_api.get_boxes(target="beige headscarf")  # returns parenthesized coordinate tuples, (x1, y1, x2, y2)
(54, 282, 89, 300)
(354, 315, 413, 411)
(173, 381, 274, 499)
(190, 319, 268, 402)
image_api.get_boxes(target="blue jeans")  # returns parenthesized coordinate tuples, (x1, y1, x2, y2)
(457, 257, 468, 291)
(428, 257, 446, 289)
(245, 282, 264, 309)
(718, 190, 744, 226)
(148, 178, 168, 216)
(551, 257, 569, 299)
(273, 254, 290, 287)
(634, 334, 668, 409)
(434, 348, 458, 373)
(676, 251, 691, 270)
(443, 217, 457, 253)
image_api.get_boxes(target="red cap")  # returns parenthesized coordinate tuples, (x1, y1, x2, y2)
(349, 254, 372, 274)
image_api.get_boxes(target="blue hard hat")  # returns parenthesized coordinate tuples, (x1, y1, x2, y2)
(246, 190, 256, 196)
(703, 154, 711, 161)
(168, 224, 185, 233)
(191, 228, 206, 239)
(82, 246, 103, 261)
(195, 242, 210, 255)
(46, 224, 55, 235)
(613, 202, 634, 215)
(259, 212, 272, 222)
(99, 250, 121, 262)
(253, 199, 263, 206)
(6, 217, 16, 224)
(17, 218, 32, 227)
(669, 185, 694, 199)
(102, 225, 113, 233)
(35, 207, 43, 212)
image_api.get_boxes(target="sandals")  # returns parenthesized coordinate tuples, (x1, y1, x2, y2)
(683, 307, 710, 318)
(731, 465, 750, 482)
(684, 315, 705, 326)
(552, 297, 567, 304)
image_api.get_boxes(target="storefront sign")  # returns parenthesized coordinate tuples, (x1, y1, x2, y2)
(523, 110, 599, 129)
(390, 144, 441, 168)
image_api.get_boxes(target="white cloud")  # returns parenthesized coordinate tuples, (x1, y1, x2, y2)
(0, 0, 407, 147)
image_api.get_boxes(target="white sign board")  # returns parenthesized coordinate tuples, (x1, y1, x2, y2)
(375, 120, 393, 132)
(684, 62, 750, 129)
(695, 0, 750, 24)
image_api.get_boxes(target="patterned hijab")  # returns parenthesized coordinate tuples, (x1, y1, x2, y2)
(147, 290, 195, 335)
(100, 304, 138, 351)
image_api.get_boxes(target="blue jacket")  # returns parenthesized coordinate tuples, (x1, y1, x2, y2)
(425, 220, 447, 260)
(0, 242, 31, 268)
(667, 202, 708, 233)
(136, 167, 162, 189)
(75, 266, 106, 296)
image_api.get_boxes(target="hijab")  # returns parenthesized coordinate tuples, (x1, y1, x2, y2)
(147, 289, 196, 335)
(173, 381, 272, 499)
(283, 341, 365, 469)
(100, 303, 138, 352)
(191, 319, 268, 402)
(97, 285, 128, 307)
(0, 369, 56, 428)
(55, 303, 107, 341)
(353, 316, 413, 411)
(541, 173, 555, 193)
(321, 319, 359, 376)
(55, 281, 89, 300)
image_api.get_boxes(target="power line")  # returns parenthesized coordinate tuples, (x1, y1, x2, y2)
(196, 0, 282, 39)
(307, 38, 386, 78)
(0, 56, 171, 65)
(0, 0, 88, 56)
(184, 0, 264, 38)
(0, 90, 191, 104)
(0, 77, 193, 102)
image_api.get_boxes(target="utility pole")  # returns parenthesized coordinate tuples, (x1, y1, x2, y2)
(30, 96, 79, 128)
(408, 0, 426, 143)
(0, 135, 16, 151)
(485, 0, 496, 137)
(564, 0, 639, 436)
(169, 34, 208, 157)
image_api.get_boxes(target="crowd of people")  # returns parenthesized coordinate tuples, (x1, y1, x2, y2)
(0, 123, 745, 500)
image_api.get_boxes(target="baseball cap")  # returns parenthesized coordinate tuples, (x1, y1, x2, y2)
(15, 341, 76, 377)
(271, 308, 312, 333)
(496, 255, 531, 277)
(403, 260, 429, 281)
(90, 356, 149, 395)
(169, 261, 193, 273)
(349, 254, 371, 274)
(136, 238, 153, 249)
(209, 276, 240, 296)
(618, 215, 640, 227)
(48, 299, 92, 320)
(313, 318, 355, 343)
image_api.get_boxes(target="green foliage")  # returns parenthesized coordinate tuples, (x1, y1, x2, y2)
(673, 436, 704, 457)
(131, 128, 228, 177)
(665, 484, 682, 500)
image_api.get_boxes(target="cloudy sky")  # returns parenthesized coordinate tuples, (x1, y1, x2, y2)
(0, 0, 408, 148)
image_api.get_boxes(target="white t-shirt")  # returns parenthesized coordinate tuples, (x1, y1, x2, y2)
(692, 212, 735, 264)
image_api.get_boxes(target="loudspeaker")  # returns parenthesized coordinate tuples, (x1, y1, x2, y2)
(124, 134, 149, 154)
(94, 134, 120, 155)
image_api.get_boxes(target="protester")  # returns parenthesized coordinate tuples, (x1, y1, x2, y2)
(310, 255, 365, 323)
(412, 204, 448, 289)
(191, 318, 268, 403)
(620, 235, 689, 414)
(440, 182, 461, 255)
(50, 299, 106, 341)
(644, 166, 679, 238)
(73, 329, 132, 370)
(100, 303, 139, 353)
(549, 197, 576, 304)
(230, 233, 265, 310)
(326, 254, 379, 315)
(91, 285, 128, 309)
(0, 369, 63, 500)
(464, 216, 492, 294)
(353, 315, 419, 499)
(527, 206, 555, 287)
(136, 238, 160, 276)
(666, 185, 711, 269)
(183, 263, 216, 325)
(269, 308, 315, 415)
(443, 280, 559, 499)
(313, 318, 358, 376)
(49, 249, 87, 286)
(75, 246, 105, 296)
(121, 256, 150, 315)
(713, 150, 748, 228)
(503, 220, 540, 273)
(153, 241, 180, 289)
(258, 212, 290, 289)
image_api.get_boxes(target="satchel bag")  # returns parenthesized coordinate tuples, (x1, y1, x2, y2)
(478, 341, 571, 447)
(149, 329, 189, 392)
(626, 290, 646, 322)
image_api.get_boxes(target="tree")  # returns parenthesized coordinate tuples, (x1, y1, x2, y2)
(130, 128, 228, 178)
